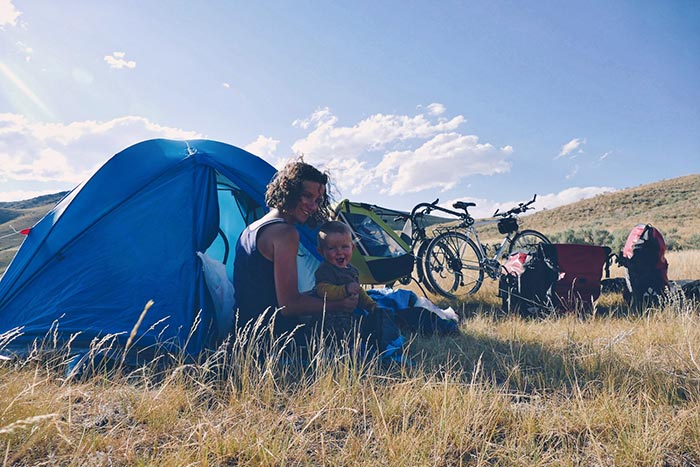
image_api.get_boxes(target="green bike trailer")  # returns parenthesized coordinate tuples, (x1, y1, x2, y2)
(333, 200, 414, 285)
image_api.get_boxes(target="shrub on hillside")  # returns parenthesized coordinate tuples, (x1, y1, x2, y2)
(548, 227, 694, 252)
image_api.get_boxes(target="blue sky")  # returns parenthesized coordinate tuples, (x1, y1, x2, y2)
(1, 1, 698, 217)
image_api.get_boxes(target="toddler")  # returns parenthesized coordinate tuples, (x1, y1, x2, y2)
(314, 220, 378, 337)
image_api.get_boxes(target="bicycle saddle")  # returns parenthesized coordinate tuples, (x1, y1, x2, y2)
(453, 201, 476, 210)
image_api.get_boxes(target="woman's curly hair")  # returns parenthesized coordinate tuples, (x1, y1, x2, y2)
(265, 159, 333, 227)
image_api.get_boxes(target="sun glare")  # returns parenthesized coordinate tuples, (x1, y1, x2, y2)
(0, 61, 51, 116)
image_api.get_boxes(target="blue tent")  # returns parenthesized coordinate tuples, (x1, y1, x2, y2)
(0, 139, 320, 360)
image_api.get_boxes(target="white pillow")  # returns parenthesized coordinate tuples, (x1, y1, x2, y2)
(197, 251, 234, 341)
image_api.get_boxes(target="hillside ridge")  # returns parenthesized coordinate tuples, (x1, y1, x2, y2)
(1, 175, 698, 275)
(487, 173, 700, 250)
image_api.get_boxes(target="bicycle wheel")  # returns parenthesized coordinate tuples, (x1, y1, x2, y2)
(424, 231, 484, 298)
(414, 239, 436, 294)
(508, 229, 551, 255)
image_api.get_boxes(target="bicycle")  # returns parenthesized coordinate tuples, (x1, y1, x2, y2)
(422, 195, 550, 299)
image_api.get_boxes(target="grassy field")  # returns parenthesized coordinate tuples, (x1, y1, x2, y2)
(1, 176, 699, 464)
(1, 253, 699, 465)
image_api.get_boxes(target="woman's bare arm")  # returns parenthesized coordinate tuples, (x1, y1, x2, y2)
(267, 223, 357, 316)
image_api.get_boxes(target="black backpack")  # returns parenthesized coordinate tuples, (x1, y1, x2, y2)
(499, 244, 559, 317)
(617, 224, 669, 307)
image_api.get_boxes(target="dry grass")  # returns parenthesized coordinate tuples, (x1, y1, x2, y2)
(667, 250, 700, 280)
(1, 253, 699, 465)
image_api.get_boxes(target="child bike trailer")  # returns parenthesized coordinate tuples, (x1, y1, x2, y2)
(333, 200, 414, 285)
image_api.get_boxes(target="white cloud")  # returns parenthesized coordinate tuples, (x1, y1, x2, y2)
(15, 41, 32, 61)
(0, 189, 58, 203)
(222, 82, 231, 88)
(292, 107, 335, 131)
(557, 137, 585, 159)
(444, 186, 617, 219)
(426, 103, 446, 116)
(599, 151, 612, 160)
(324, 158, 371, 196)
(104, 51, 136, 69)
(0, 113, 203, 198)
(244, 135, 279, 159)
(0, 0, 21, 27)
(536, 186, 616, 210)
(565, 164, 580, 180)
(292, 106, 464, 160)
(289, 106, 510, 198)
(375, 133, 512, 195)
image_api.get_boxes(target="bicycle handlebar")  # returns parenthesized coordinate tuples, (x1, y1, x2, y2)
(493, 194, 538, 218)
(409, 198, 440, 218)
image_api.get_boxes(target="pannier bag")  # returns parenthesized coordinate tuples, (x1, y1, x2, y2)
(333, 200, 414, 285)
(617, 224, 669, 306)
(499, 245, 559, 317)
(544, 243, 612, 311)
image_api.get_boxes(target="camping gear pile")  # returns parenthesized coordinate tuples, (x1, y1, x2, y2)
(499, 243, 613, 316)
(499, 223, 681, 316)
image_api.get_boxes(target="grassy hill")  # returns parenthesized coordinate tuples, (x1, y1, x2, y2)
(475, 173, 700, 251)
(0, 192, 69, 276)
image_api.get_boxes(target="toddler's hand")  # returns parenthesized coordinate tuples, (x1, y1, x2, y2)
(346, 282, 361, 296)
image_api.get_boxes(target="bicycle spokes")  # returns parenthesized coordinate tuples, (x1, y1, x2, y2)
(425, 231, 484, 298)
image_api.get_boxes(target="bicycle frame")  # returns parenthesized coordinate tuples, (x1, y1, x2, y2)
(434, 222, 519, 280)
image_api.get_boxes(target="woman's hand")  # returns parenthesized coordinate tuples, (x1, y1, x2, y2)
(336, 294, 360, 313)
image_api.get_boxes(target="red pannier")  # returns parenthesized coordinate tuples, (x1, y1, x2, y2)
(544, 244, 612, 311)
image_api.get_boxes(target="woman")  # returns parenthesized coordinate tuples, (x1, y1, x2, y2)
(233, 159, 358, 340)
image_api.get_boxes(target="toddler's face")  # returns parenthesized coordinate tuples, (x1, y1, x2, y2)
(320, 232, 353, 268)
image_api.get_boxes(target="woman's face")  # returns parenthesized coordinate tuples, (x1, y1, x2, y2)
(290, 180, 325, 224)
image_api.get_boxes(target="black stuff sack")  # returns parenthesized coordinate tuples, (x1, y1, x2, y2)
(617, 224, 669, 307)
(499, 245, 559, 318)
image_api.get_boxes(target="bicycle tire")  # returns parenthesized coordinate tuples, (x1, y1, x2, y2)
(424, 231, 484, 298)
(414, 239, 436, 294)
(508, 229, 551, 256)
